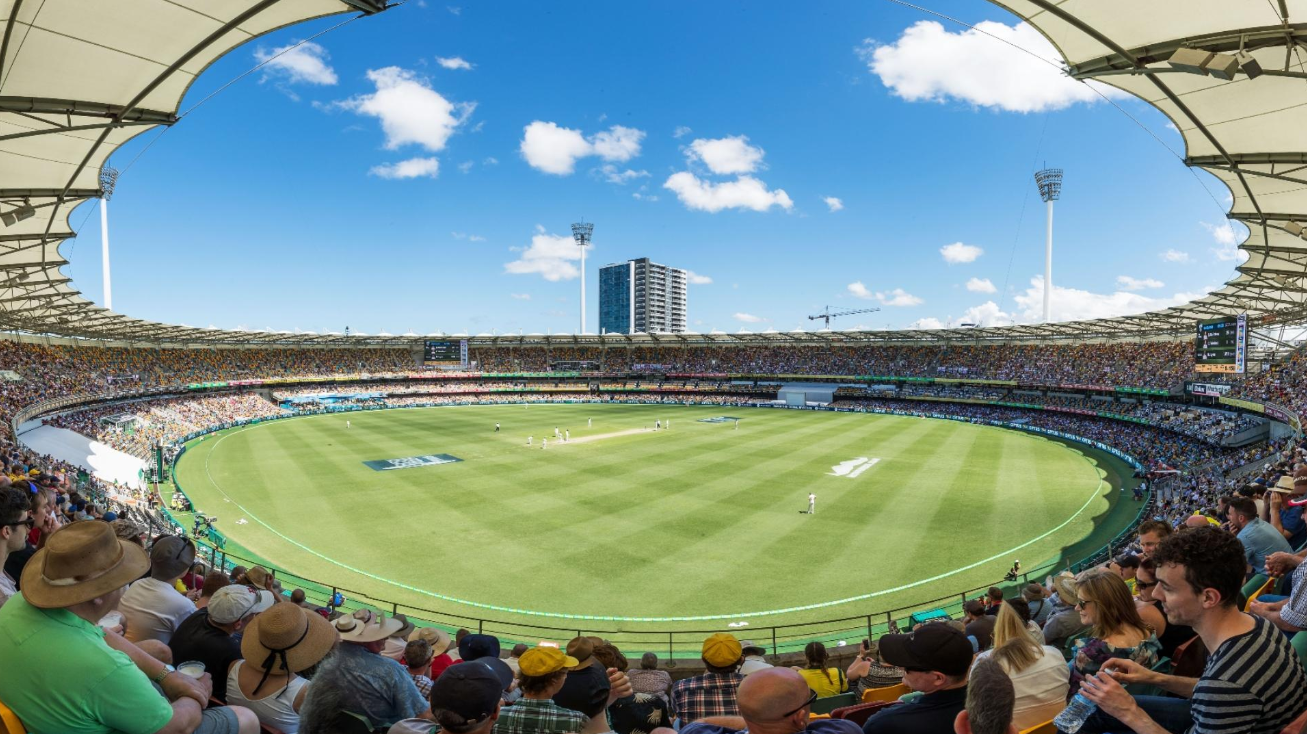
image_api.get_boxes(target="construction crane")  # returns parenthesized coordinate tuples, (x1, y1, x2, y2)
(808, 306, 880, 328)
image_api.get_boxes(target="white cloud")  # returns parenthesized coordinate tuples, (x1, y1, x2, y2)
(504, 228, 583, 281)
(673, 125, 693, 139)
(510, 293, 531, 300)
(446, 5, 460, 14)
(876, 288, 923, 307)
(734, 312, 764, 323)
(632, 190, 659, 202)
(965, 277, 997, 293)
(591, 126, 645, 162)
(369, 157, 439, 179)
(848, 281, 874, 300)
(959, 301, 1012, 326)
(596, 164, 649, 184)
(940, 242, 983, 264)
(1116, 275, 1164, 290)
(451, 231, 486, 241)
(330, 67, 473, 155)
(686, 270, 713, 285)
(255, 41, 338, 86)
(1160, 249, 1191, 263)
(823, 196, 844, 212)
(1013, 276, 1193, 322)
(907, 317, 946, 330)
(520, 122, 646, 175)
(1203, 221, 1246, 262)
(860, 20, 1121, 113)
(469, 235, 485, 242)
(483, 156, 498, 165)
(663, 173, 793, 213)
(457, 160, 473, 173)
(436, 56, 474, 70)
(686, 135, 765, 175)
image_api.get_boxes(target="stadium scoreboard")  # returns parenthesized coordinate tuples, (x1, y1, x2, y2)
(424, 339, 468, 366)
(1195, 315, 1246, 374)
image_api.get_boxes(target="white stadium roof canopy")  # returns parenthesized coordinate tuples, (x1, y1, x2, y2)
(1, 0, 1306, 347)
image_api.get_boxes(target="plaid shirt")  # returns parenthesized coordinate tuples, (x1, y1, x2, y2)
(492, 697, 586, 734)
(670, 672, 743, 723)
(411, 673, 433, 699)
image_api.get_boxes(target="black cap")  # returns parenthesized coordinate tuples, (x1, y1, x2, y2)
(431, 660, 503, 724)
(878, 624, 974, 677)
(480, 656, 515, 690)
(459, 633, 501, 661)
(552, 661, 610, 718)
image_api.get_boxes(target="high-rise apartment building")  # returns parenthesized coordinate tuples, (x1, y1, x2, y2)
(598, 258, 687, 334)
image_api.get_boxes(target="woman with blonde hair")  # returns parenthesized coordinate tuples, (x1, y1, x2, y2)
(975, 601, 1069, 729)
(1068, 567, 1160, 693)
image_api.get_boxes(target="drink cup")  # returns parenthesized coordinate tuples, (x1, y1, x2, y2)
(177, 661, 206, 678)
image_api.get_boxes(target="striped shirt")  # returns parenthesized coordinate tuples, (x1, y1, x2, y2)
(1189, 615, 1306, 734)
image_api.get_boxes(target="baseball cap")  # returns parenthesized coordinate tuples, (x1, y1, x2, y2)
(701, 632, 742, 667)
(208, 585, 276, 624)
(431, 660, 504, 725)
(739, 640, 766, 655)
(519, 646, 579, 677)
(878, 624, 974, 677)
(459, 633, 501, 661)
(553, 661, 610, 718)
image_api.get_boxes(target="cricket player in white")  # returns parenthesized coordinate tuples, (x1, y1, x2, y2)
(807, 493, 816, 514)
(346, 420, 351, 429)
(564, 429, 569, 441)
(542, 438, 547, 450)
(528, 436, 532, 445)
(588, 417, 592, 427)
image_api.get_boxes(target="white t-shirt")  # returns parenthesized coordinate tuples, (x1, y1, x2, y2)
(119, 577, 196, 644)
(975, 645, 1070, 731)
(0, 570, 17, 609)
(739, 655, 774, 676)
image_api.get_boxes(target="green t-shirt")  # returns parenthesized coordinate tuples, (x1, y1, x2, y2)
(0, 595, 173, 734)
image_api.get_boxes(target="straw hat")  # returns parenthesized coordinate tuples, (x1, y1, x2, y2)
(334, 608, 404, 643)
(21, 521, 150, 609)
(409, 626, 453, 655)
(1052, 572, 1079, 606)
(243, 602, 338, 676)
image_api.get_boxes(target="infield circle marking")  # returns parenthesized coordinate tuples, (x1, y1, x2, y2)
(194, 409, 1109, 622)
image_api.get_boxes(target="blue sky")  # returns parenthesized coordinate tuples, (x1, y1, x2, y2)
(70, 0, 1246, 335)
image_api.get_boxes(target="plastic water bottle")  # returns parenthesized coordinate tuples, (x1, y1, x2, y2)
(1053, 693, 1098, 733)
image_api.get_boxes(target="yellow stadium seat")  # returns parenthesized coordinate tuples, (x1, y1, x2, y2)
(861, 682, 910, 703)
(1018, 720, 1056, 734)
(1245, 576, 1280, 612)
(0, 700, 27, 734)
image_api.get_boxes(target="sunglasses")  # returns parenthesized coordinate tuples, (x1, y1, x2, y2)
(1136, 580, 1158, 590)
(3, 517, 34, 530)
(154, 534, 196, 561)
(781, 689, 818, 718)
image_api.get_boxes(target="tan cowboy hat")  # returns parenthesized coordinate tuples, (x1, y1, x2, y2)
(242, 602, 338, 676)
(334, 608, 404, 643)
(1052, 572, 1079, 606)
(21, 521, 150, 609)
(409, 625, 453, 655)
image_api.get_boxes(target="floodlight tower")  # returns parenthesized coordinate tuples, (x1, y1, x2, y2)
(1034, 167, 1063, 323)
(99, 164, 120, 310)
(571, 220, 594, 333)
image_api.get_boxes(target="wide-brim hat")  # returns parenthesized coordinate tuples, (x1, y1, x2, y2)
(21, 521, 150, 609)
(391, 613, 416, 640)
(1052, 572, 1079, 606)
(565, 636, 594, 670)
(243, 602, 338, 674)
(334, 609, 404, 643)
(410, 626, 453, 655)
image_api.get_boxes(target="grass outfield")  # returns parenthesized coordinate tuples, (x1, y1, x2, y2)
(174, 403, 1137, 640)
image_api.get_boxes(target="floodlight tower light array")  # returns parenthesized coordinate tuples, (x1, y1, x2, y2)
(571, 221, 594, 334)
(1034, 168, 1063, 323)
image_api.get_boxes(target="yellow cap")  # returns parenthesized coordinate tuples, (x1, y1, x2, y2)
(519, 645, 580, 677)
(701, 632, 742, 667)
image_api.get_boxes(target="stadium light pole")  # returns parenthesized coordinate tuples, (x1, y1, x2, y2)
(1034, 167, 1063, 323)
(571, 221, 594, 334)
(99, 164, 120, 310)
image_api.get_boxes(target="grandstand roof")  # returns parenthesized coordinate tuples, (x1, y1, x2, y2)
(1, 0, 1305, 346)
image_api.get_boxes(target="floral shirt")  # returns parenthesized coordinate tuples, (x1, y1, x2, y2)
(1069, 632, 1161, 693)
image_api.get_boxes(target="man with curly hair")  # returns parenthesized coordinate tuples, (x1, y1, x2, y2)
(1074, 525, 1307, 734)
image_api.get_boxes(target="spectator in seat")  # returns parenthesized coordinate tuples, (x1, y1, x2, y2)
(493, 646, 585, 734)
(1067, 569, 1160, 695)
(985, 587, 1004, 615)
(671, 632, 745, 724)
(739, 640, 774, 676)
(245, 566, 273, 592)
(390, 660, 506, 734)
(953, 658, 1018, 734)
(120, 534, 198, 644)
(680, 667, 864, 734)
(410, 626, 456, 679)
(1042, 572, 1089, 650)
(299, 609, 433, 731)
(1075, 525, 1307, 734)
(593, 641, 669, 734)
(112, 518, 149, 548)
(506, 642, 529, 677)
(227, 601, 337, 734)
(1227, 496, 1291, 575)
(1108, 553, 1141, 594)
(628, 651, 673, 703)
(0, 485, 31, 608)
(964, 599, 995, 651)
(229, 565, 248, 585)
(0, 520, 260, 733)
(862, 622, 973, 734)
(1263, 474, 1307, 550)
(382, 613, 417, 661)
(405, 639, 435, 698)
(1133, 557, 1193, 659)
(795, 641, 847, 697)
(196, 571, 230, 610)
(1136, 520, 1172, 559)
(1250, 546, 1307, 634)
(170, 584, 276, 701)
(973, 602, 1067, 730)
(1022, 583, 1052, 627)
(846, 638, 904, 700)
